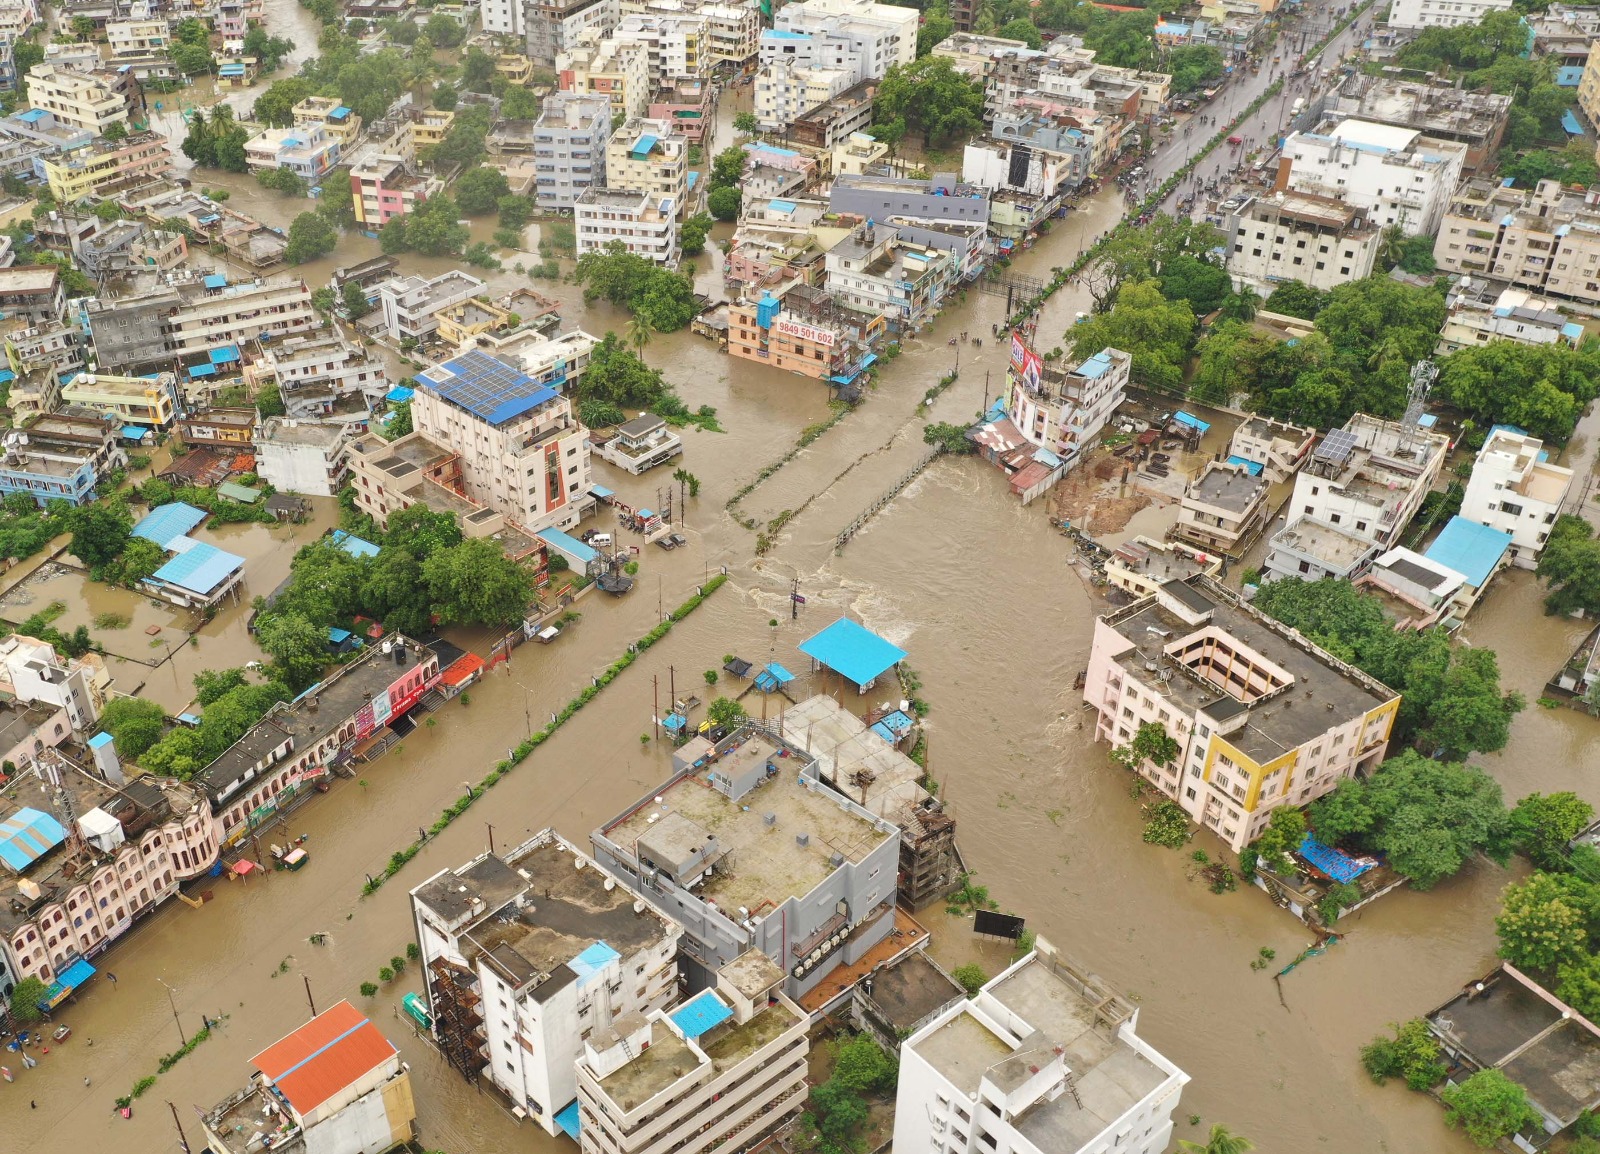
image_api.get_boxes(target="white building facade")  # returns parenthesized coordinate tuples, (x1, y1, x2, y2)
(1279, 119, 1467, 236)
(1387, 0, 1512, 29)
(1460, 426, 1573, 568)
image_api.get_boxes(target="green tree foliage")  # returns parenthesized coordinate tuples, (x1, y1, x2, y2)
(181, 106, 252, 172)
(460, 46, 496, 91)
(1251, 578, 1524, 758)
(575, 243, 697, 331)
(1089, 215, 1225, 311)
(497, 194, 534, 230)
(1501, 142, 1600, 187)
(1441, 1069, 1543, 1148)
(1558, 953, 1600, 1020)
(433, 84, 459, 111)
(99, 696, 168, 759)
(255, 611, 331, 691)
(708, 146, 745, 191)
(383, 399, 413, 439)
(917, 3, 955, 55)
(243, 26, 296, 71)
(257, 383, 287, 418)
(141, 679, 290, 778)
(831, 1034, 898, 1093)
(1361, 1018, 1448, 1088)
(8, 975, 49, 1023)
(1496, 871, 1598, 970)
(253, 77, 316, 126)
(1264, 280, 1330, 319)
(1306, 751, 1511, 889)
(1538, 515, 1600, 615)
(424, 11, 466, 45)
(681, 212, 712, 257)
(871, 56, 985, 149)
(102, 121, 127, 143)
(997, 17, 1043, 47)
(1067, 280, 1195, 392)
(341, 280, 371, 318)
(1509, 792, 1595, 870)
(1169, 45, 1225, 93)
(580, 399, 625, 428)
(171, 42, 215, 76)
(1158, 254, 1231, 314)
(951, 963, 985, 996)
(257, 166, 308, 197)
(285, 211, 338, 264)
(194, 667, 250, 705)
(421, 537, 534, 627)
(706, 697, 746, 727)
(455, 165, 510, 214)
(707, 185, 741, 221)
(1438, 342, 1600, 444)
(1176, 1124, 1254, 1154)
(1248, 808, 1308, 876)
(393, 194, 469, 257)
(68, 500, 131, 567)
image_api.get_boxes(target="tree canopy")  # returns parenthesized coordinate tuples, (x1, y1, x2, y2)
(1441, 1069, 1543, 1148)
(1437, 341, 1600, 444)
(1538, 515, 1600, 616)
(1066, 280, 1195, 392)
(1496, 870, 1600, 971)
(1509, 792, 1595, 871)
(285, 211, 338, 264)
(99, 696, 167, 759)
(574, 242, 697, 331)
(871, 56, 985, 149)
(1168, 45, 1225, 94)
(455, 165, 511, 215)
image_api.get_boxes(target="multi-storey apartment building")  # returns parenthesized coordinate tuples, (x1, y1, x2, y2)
(412, 830, 682, 1131)
(406, 346, 593, 533)
(590, 722, 903, 1001)
(824, 220, 953, 331)
(1263, 411, 1451, 582)
(105, 17, 169, 58)
(754, 0, 917, 130)
(559, 37, 651, 119)
(1387, 0, 1511, 29)
(166, 275, 317, 356)
(1327, 75, 1510, 172)
(727, 284, 885, 382)
(0, 265, 63, 325)
(351, 155, 443, 232)
(1008, 345, 1128, 468)
(576, 954, 810, 1154)
(1460, 426, 1573, 569)
(1436, 281, 1585, 353)
(532, 90, 610, 209)
(605, 117, 688, 212)
(243, 122, 341, 180)
(291, 94, 362, 147)
(612, 11, 707, 83)
(0, 413, 125, 506)
(1084, 576, 1401, 851)
(575, 187, 680, 265)
(1278, 118, 1467, 236)
(1172, 461, 1272, 557)
(250, 330, 389, 418)
(1434, 179, 1600, 307)
(254, 417, 352, 497)
(1227, 416, 1315, 483)
(895, 944, 1189, 1154)
(60, 370, 177, 428)
(1225, 190, 1381, 290)
(81, 278, 182, 372)
(23, 64, 135, 133)
(375, 270, 487, 343)
(617, 0, 760, 65)
(41, 130, 170, 201)
(492, 0, 621, 65)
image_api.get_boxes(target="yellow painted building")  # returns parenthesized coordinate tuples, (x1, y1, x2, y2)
(43, 132, 172, 201)
(61, 371, 176, 428)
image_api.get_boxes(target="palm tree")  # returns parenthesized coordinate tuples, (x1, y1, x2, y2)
(1378, 224, 1407, 269)
(1177, 1124, 1255, 1154)
(1219, 287, 1260, 323)
(626, 315, 655, 359)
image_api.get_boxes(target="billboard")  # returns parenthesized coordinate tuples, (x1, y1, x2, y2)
(1010, 332, 1043, 391)
(773, 317, 837, 348)
(973, 910, 1027, 939)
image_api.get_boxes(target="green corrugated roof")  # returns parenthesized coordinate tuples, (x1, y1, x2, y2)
(216, 482, 261, 504)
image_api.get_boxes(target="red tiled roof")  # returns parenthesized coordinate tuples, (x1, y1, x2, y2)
(251, 1000, 395, 1116)
(441, 652, 485, 687)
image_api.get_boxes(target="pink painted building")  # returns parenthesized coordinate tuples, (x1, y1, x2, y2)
(648, 78, 713, 143)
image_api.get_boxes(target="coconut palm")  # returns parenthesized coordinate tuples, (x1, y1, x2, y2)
(626, 315, 655, 359)
(1177, 1124, 1255, 1154)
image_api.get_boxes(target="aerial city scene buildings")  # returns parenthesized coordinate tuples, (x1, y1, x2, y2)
(1, 1, 1600, 1153)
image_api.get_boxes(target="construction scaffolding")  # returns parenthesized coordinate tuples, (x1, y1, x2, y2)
(427, 956, 487, 1085)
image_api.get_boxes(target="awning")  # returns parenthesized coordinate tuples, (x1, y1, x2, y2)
(231, 858, 257, 875)
(590, 484, 615, 500)
(59, 957, 95, 990)
(121, 425, 149, 440)
(555, 1101, 582, 1141)
(386, 386, 414, 403)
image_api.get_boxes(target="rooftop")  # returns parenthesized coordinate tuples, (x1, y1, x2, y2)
(258, 418, 348, 449)
(1104, 578, 1397, 762)
(1424, 515, 1512, 589)
(417, 349, 558, 426)
(1271, 516, 1378, 571)
(1108, 537, 1213, 583)
(915, 1009, 1014, 1094)
(1186, 463, 1267, 514)
(797, 616, 906, 685)
(860, 948, 964, 1034)
(251, 1000, 396, 1117)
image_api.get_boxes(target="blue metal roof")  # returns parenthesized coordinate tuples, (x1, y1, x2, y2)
(670, 990, 733, 1038)
(132, 502, 207, 549)
(1297, 833, 1374, 883)
(203, 273, 228, 289)
(210, 343, 241, 364)
(1173, 411, 1211, 434)
(1225, 455, 1264, 476)
(330, 105, 352, 118)
(1564, 110, 1584, 136)
(149, 541, 245, 595)
(1425, 516, 1512, 589)
(58, 957, 95, 990)
(799, 617, 907, 686)
(1075, 351, 1113, 378)
(569, 940, 620, 986)
(555, 1101, 581, 1140)
(630, 133, 660, 158)
(419, 349, 558, 426)
(590, 484, 615, 499)
(537, 527, 597, 565)
(0, 808, 67, 870)
(122, 425, 150, 441)
(189, 362, 216, 378)
(88, 731, 115, 748)
(330, 529, 380, 558)
(754, 662, 795, 692)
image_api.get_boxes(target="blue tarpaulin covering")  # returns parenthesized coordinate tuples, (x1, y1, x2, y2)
(0, 807, 66, 870)
(799, 618, 907, 686)
(0, 369, 14, 384)
(555, 1101, 582, 1140)
(1564, 110, 1584, 135)
(753, 662, 795, 692)
(209, 344, 241, 364)
(132, 502, 207, 549)
(630, 133, 660, 158)
(386, 385, 414, 403)
(188, 362, 216, 378)
(662, 713, 688, 732)
(203, 273, 227, 289)
(121, 425, 150, 441)
(1173, 411, 1210, 434)
(1225, 455, 1264, 476)
(568, 941, 620, 986)
(670, 991, 733, 1038)
(330, 529, 380, 558)
(149, 542, 244, 595)
(1297, 834, 1374, 883)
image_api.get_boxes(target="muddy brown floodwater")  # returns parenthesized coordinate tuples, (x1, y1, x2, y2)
(11, 83, 1600, 1154)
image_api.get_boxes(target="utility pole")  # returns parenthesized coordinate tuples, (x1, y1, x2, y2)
(486, 823, 496, 856)
(303, 974, 317, 1019)
(157, 977, 185, 1046)
(167, 1101, 192, 1154)
(791, 576, 800, 621)
(652, 675, 659, 739)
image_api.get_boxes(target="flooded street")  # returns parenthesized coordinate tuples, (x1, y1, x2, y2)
(10, 64, 1600, 1154)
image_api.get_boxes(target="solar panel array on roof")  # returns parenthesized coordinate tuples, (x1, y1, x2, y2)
(422, 349, 558, 426)
(1316, 427, 1357, 464)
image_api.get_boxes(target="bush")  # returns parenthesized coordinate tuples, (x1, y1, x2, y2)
(360, 981, 379, 997)
(378, 966, 394, 982)
(390, 955, 407, 974)
(1360, 1019, 1446, 1089)
(952, 963, 985, 997)
(1141, 800, 1190, 848)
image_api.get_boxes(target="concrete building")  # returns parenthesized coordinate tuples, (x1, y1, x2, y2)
(168, 275, 317, 357)
(81, 279, 182, 373)
(1007, 346, 1128, 469)
(575, 187, 680, 265)
(202, 1001, 418, 1154)
(575, 954, 809, 1154)
(177, 406, 256, 447)
(824, 221, 953, 332)
(491, 0, 621, 66)
(788, 79, 877, 151)
(1387, 0, 1512, 29)
(41, 130, 171, 201)
(1266, 411, 1451, 583)
(597, 413, 682, 474)
(1172, 462, 1271, 558)
(351, 155, 443, 233)
(0, 265, 63, 325)
(590, 721, 903, 1001)
(292, 95, 362, 147)
(1434, 179, 1600, 308)
(408, 346, 593, 534)
(0, 631, 107, 733)
(754, 0, 917, 130)
(197, 635, 440, 845)
(1359, 545, 1470, 629)
(558, 36, 650, 120)
(532, 90, 611, 210)
(411, 830, 682, 1129)
(0, 413, 124, 506)
(254, 418, 353, 497)
(61, 370, 176, 428)
(1225, 190, 1381, 290)
(612, 11, 709, 84)
(1262, 515, 1382, 583)
(1278, 118, 1467, 237)
(648, 77, 714, 143)
(1327, 75, 1511, 172)
(1104, 536, 1224, 600)
(894, 944, 1189, 1154)
(1085, 576, 1401, 851)
(606, 117, 688, 214)
(830, 172, 992, 232)
(1437, 281, 1585, 353)
(244, 122, 341, 181)
(1460, 426, 1573, 569)
(727, 283, 885, 383)
(376, 270, 488, 344)
(0, 755, 219, 1004)
(22, 63, 134, 133)
(1227, 416, 1314, 483)
(251, 331, 389, 419)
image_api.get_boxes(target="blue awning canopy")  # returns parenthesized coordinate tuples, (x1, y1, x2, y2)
(799, 617, 907, 686)
(555, 1101, 581, 1141)
(58, 957, 95, 990)
(209, 343, 241, 364)
(590, 484, 615, 500)
(121, 425, 150, 441)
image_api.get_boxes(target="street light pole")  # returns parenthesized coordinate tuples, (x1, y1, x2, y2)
(167, 1101, 193, 1154)
(157, 977, 186, 1046)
